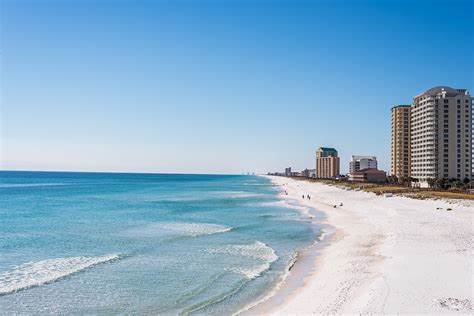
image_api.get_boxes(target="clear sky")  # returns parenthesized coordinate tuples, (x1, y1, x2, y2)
(1, 0, 473, 174)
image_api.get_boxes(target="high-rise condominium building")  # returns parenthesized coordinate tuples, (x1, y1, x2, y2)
(411, 86, 472, 182)
(315, 147, 340, 179)
(391, 105, 411, 178)
(349, 155, 378, 174)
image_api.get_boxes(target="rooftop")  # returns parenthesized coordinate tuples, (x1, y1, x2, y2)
(351, 155, 377, 161)
(415, 86, 470, 98)
(391, 104, 411, 110)
(318, 147, 338, 153)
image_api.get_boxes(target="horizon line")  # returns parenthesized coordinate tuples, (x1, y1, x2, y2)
(0, 169, 258, 176)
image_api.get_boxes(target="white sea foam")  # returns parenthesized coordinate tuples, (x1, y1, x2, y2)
(0, 254, 121, 296)
(209, 241, 278, 279)
(260, 200, 309, 213)
(234, 252, 299, 315)
(317, 231, 327, 241)
(260, 200, 288, 207)
(220, 191, 263, 198)
(159, 223, 233, 237)
(230, 263, 272, 279)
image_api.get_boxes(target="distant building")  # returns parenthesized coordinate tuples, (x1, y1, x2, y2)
(349, 168, 387, 183)
(411, 86, 472, 182)
(391, 105, 411, 179)
(315, 147, 340, 179)
(285, 167, 292, 177)
(336, 175, 348, 181)
(301, 168, 316, 178)
(349, 156, 378, 174)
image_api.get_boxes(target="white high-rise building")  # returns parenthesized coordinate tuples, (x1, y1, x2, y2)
(349, 156, 378, 174)
(411, 86, 472, 182)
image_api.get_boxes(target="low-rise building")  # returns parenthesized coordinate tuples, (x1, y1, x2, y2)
(349, 168, 387, 183)
(349, 155, 378, 173)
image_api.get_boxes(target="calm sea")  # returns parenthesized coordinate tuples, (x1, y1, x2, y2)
(0, 171, 319, 314)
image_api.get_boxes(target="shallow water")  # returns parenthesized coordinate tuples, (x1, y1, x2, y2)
(0, 171, 320, 314)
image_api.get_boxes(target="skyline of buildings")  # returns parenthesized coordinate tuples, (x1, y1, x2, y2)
(277, 85, 473, 186)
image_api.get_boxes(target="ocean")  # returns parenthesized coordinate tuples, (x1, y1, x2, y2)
(0, 171, 320, 314)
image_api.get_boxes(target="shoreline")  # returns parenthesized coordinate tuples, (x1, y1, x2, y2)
(237, 179, 331, 315)
(246, 175, 473, 315)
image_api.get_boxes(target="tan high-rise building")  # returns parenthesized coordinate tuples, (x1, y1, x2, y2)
(391, 105, 411, 179)
(411, 86, 472, 182)
(315, 147, 340, 179)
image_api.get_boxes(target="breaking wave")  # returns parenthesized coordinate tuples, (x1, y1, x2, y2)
(209, 241, 278, 279)
(0, 254, 122, 296)
(220, 191, 263, 198)
(158, 222, 233, 237)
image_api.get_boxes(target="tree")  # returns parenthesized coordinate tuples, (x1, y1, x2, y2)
(387, 175, 398, 184)
(450, 180, 466, 191)
(399, 176, 410, 187)
(435, 178, 447, 190)
(405, 177, 417, 188)
(426, 177, 436, 189)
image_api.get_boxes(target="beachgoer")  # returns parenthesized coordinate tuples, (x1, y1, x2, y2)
(302, 195, 305, 199)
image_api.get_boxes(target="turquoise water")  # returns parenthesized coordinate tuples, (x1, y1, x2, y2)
(0, 171, 319, 314)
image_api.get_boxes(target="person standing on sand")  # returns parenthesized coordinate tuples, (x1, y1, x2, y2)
(302, 195, 305, 199)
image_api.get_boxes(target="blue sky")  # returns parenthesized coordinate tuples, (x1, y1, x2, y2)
(2, 0, 473, 174)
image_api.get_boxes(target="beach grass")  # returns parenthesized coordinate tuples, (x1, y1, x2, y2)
(399, 191, 474, 200)
(288, 176, 474, 200)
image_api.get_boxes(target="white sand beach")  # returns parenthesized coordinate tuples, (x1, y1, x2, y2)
(253, 176, 473, 315)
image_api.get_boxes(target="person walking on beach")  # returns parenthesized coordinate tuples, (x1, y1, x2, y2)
(302, 195, 305, 199)
(307, 195, 311, 201)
